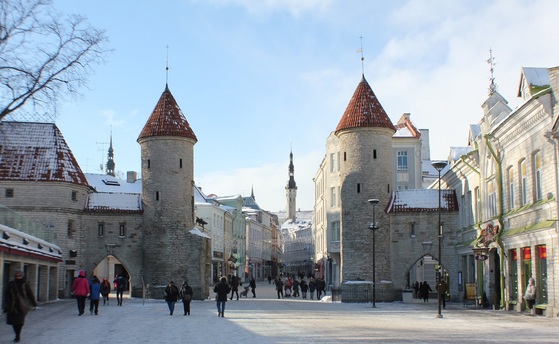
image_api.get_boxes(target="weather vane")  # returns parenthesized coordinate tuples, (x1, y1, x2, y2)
(487, 48, 497, 95)
(357, 36, 365, 75)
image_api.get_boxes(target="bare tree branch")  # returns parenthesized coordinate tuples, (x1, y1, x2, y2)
(0, 0, 109, 121)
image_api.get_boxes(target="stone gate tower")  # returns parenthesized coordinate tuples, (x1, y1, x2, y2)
(335, 75, 396, 288)
(138, 85, 210, 298)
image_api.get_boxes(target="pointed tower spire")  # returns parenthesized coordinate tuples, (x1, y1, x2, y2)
(251, 185, 255, 201)
(106, 130, 115, 176)
(286, 148, 297, 221)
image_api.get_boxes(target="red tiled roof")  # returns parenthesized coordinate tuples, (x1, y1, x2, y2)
(0, 122, 88, 186)
(137, 85, 198, 142)
(335, 75, 396, 134)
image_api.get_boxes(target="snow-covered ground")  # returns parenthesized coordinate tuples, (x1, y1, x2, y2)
(2, 281, 558, 343)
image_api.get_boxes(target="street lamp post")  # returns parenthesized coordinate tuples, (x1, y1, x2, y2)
(432, 160, 448, 319)
(368, 198, 380, 308)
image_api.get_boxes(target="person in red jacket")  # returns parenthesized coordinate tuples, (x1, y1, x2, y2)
(71, 270, 90, 316)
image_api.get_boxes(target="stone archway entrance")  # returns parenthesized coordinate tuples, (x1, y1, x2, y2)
(92, 255, 131, 297)
(408, 254, 443, 300)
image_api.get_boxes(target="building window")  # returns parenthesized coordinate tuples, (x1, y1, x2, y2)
(357, 183, 361, 193)
(487, 179, 497, 217)
(119, 223, 126, 237)
(330, 187, 336, 208)
(155, 191, 160, 201)
(474, 187, 481, 223)
(331, 221, 340, 241)
(337, 152, 341, 171)
(373, 149, 377, 159)
(534, 152, 543, 201)
(67, 220, 75, 238)
(520, 160, 527, 205)
(343, 152, 347, 161)
(397, 151, 408, 170)
(410, 222, 416, 237)
(508, 167, 515, 210)
(148, 159, 151, 168)
(330, 153, 335, 172)
(98, 223, 104, 237)
(5, 189, 14, 198)
(180, 158, 183, 168)
(71, 191, 77, 201)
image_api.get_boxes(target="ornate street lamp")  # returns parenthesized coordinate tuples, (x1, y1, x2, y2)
(432, 160, 448, 319)
(368, 198, 380, 308)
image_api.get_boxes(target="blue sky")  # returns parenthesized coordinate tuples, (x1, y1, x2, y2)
(51, 0, 559, 212)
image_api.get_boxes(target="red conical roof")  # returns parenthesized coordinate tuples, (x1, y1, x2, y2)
(137, 85, 197, 142)
(335, 75, 395, 134)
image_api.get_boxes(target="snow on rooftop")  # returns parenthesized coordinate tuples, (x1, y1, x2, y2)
(0, 223, 62, 261)
(85, 173, 142, 212)
(189, 227, 211, 238)
(386, 189, 458, 213)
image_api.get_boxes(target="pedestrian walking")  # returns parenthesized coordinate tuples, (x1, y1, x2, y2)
(275, 277, 284, 299)
(316, 278, 326, 299)
(229, 275, 239, 300)
(249, 276, 256, 298)
(523, 277, 537, 315)
(115, 274, 126, 306)
(413, 281, 419, 299)
(179, 281, 193, 315)
(292, 278, 300, 297)
(3, 270, 37, 343)
(300, 279, 308, 299)
(101, 278, 111, 305)
(268, 275, 272, 284)
(89, 276, 101, 315)
(437, 278, 448, 309)
(419, 281, 432, 302)
(214, 277, 231, 317)
(71, 270, 90, 316)
(164, 281, 180, 315)
(309, 277, 316, 300)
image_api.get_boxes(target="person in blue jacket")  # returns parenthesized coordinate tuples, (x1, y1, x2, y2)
(89, 276, 101, 315)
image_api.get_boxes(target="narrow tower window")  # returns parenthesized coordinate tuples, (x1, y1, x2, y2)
(148, 159, 151, 168)
(155, 191, 160, 201)
(344, 152, 347, 161)
(180, 159, 183, 168)
(98, 223, 104, 237)
(373, 150, 377, 159)
(357, 183, 361, 193)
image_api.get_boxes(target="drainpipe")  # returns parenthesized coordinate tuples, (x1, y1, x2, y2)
(484, 134, 506, 310)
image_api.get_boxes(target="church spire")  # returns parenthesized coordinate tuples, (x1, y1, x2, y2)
(106, 131, 115, 176)
(286, 149, 297, 221)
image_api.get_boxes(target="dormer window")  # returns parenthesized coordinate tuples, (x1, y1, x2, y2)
(102, 179, 120, 186)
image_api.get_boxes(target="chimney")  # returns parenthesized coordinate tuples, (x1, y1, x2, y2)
(127, 171, 137, 183)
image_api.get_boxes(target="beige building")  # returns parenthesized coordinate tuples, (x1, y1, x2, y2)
(444, 66, 559, 316)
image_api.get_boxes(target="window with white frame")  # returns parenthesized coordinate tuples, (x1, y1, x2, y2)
(487, 179, 497, 217)
(520, 160, 527, 205)
(397, 151, 408, 170)
(330, 153, 335, 172)
(508, 167, 515, 210)
(330, 187, 336, 207)
(474, 187, 481, 222)
(534, 152, 543, 201)
(331, 221, 340, 241)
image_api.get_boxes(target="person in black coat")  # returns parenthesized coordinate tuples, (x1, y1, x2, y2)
(3, 270, 37, 343)
(214, 277, 231, 317)
(164, 281, 180, 315)
(229, 276, 239, 300)
(179, 281, 194, 315)
(249, 276, 256, 298)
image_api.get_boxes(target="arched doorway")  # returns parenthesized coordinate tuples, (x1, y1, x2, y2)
(408, 254, 445, 300)
(93, 255, 131, 298)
